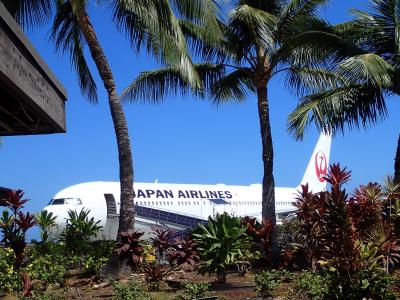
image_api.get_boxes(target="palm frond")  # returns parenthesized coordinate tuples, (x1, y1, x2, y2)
(122, 63, 225, 103)
(229, 4, 277, 52)
(50, 1, 97, 102)
(113, 0, 202, 90)
(210, 68, 255, 104)
(172, 0, 223, 39)
(1, 0, 53, 29)
(339, 54, 395, 88)
(288, 85, 387, 140)
(178, 19, 227, 61)
(283, 67, 345, 98)
(278, 0, 328, 35)
(275, 30, 365, 70)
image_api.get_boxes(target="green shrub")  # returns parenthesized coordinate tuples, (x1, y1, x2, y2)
(26, 254, 66, 287)
(181, 282, 210, 300)
(192, 212, 251, 283)
(60, 209, 101, 257)
(325, 269, 395, 300)
(289, 271, 329, 300)
(254, 269, 286, 299)
(112, 280, 151, 300)
(35, 210, 57, 242)
(0, 247, 21, 293)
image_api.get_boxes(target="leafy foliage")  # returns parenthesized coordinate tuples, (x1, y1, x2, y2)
(143, 262, 164, 291)
(115, 230, 145, 270)
(0, 247, 20, 293)
(59, 209, 101, 257)
(150, 227, 173, 262)
(254, 269, 287, 299)
(193, 212, 251, 283)
(0, 190, 36, 270)
(288, 271, 330, 300)
(181, 282, 210, 300)
(348, 183, 383, 240)
(111, 280, 151, 300)
(165, 237, 199, 268)
(35, 210, 57, 242)
(296, 163, 397, 299)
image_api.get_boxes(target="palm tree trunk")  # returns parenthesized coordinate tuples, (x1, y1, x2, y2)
(256, 83, 276, 227)
(395, 133, 400, 184)
(76, 10, 135, 234)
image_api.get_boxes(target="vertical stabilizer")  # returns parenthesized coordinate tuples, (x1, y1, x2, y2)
(299, 133, 332, 192)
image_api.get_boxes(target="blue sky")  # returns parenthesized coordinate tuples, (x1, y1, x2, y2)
(1, 0, 399, 236)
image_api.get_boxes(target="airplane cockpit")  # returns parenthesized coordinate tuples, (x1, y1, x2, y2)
(46, 197, 82, 206)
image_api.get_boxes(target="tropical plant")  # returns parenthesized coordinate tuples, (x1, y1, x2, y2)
(0, 189, 36, 270)
(143, 262, 164, 291)
(111, 280, 151, 300)
(59, 209, 101, 257)
(192, 212, 251, 283)
(242, 216, 273, 262)
(287, 0, 400, 182)
(288, 271, 330, 300)
(165, 236, 199, 269)
(348, 183, 383, 240)
(0, 247, 20, 293)
(294, 184, 326, 270)
(123, 0, 337, 243)
(1, 0, 222, 236)
(254, 269, 287, 299)
(115, 230, 145, 270)
(35, 210, 57, 242)
(181, 282, 210, 300)
(151, 227, 173, 262)
(26, 254, 67, 288)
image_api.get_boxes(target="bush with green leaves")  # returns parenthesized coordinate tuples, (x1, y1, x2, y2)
(111, 280, 151, 300)
(254, 269, 287, 299)
(0, 247, 21, 293)
(26, 254, 66, 288)
(192, 212, 251, 283)
(181, 282, 210, 300)
(60, 209, 101, 256)
(287, 271, 329, 300)
(35, 210, 57, 242)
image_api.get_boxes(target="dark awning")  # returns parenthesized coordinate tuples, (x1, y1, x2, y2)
(0, 3, 67, 136)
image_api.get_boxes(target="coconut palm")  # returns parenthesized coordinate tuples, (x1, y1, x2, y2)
(123, 0, 337, 231)
(1, 0, 221, 234)
(288, 0, 400, 182)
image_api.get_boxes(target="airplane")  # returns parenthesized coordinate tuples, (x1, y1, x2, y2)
(42, 133, 331, 240)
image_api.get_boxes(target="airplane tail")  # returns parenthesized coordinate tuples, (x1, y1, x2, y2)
(299, 132, 332, 192)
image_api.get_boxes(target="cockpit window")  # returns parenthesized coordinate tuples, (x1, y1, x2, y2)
(65, 198, 82, 205)
(51, 198, 65, 205)
(48, 198, 82, 206)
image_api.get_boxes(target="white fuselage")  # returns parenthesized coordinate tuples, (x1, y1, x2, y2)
(42, 133, 332, 240)
(43, 181, 298, 239)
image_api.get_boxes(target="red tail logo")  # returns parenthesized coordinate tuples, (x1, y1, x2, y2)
(315, 151, 327, 182)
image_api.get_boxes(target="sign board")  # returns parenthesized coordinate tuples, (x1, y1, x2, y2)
(0, 4, 67, 135)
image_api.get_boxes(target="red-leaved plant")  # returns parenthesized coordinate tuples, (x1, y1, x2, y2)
(115, 230, 145, 270)
(0, 189, 36, 292)
(348, 183, 383, 240)
(151, 227, 173, 262)
(0, 190, 36, 269)
(166, 237, 199, 268)
(241, 217, 274, 262)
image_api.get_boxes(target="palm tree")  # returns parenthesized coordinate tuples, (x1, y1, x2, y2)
(123, 0, 335, 232)
(1, 0, 221, 234)
(288, 0, 400, 183)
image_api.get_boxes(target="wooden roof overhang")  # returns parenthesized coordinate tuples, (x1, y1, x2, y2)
(0, 3, 67, 136)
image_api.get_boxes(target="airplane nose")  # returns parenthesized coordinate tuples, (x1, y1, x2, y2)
(42, 205, 67, 233)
